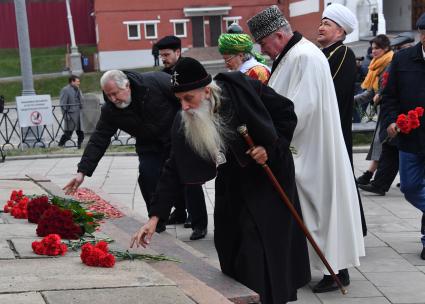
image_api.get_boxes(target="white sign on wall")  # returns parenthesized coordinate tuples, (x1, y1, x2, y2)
(16, 95, 54, 128)
(290, 0, 320, 17)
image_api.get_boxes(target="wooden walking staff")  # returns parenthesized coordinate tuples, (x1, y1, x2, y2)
(237, 125, 348, 295)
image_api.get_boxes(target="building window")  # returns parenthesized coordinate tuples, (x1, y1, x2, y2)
(144, 23, 158, 39)
(170, 19, 189, 38)
(223, 16, 242, 30)
(126, 24, 140, 40)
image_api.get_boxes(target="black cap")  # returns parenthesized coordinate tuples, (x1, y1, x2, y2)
(171, 57, 212, 93)
(417, 12, 425, 30)
(390, 32, 415, 47)
(156, 35, 181, 50)
(227, 23, 244, 34)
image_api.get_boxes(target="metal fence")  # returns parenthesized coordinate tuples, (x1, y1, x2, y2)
(0, 103, 135, 150)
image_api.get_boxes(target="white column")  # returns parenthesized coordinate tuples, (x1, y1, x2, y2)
(377, 0, 386, 34)
(65, 0, 83, 75)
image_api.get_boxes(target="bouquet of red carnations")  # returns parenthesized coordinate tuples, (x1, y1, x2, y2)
(80, 241, 115, 268)
(32, 234, 68, 256)
(3, 189, 26, 216)
(384, 107, 424, 143)
(27, 195, 50, 223)
(36, 205, 84, 239)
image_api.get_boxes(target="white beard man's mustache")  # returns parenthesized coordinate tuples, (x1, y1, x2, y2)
(114, 96, 132, 109)
(181, 98, 226, 163)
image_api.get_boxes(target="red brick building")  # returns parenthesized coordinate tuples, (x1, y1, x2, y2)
(94, 0, 326, 70)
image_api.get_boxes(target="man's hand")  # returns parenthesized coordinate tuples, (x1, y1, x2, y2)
(246, 146, 268, 165)
(130, 217, 159, 248)
(63, 172, 85, 195)
(387, 123, 398, 138)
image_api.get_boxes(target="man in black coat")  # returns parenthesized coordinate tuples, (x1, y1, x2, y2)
(63, 70, 182, 233)
(156, 35, 208, 238)
(381, 13, 425, 260)
(131, 57, 311, 304)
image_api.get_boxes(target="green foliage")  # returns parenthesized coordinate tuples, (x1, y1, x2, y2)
(0, 46, 98, 78)
(352, 132, 374, 146)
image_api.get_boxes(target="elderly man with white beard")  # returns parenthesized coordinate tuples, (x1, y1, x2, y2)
(131, 57, 311, 304)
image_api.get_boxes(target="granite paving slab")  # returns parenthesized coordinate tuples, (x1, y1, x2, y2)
(0, 292, 46, 304)
(0, 223, 38, 239)
(0, 240, 15, 259)
(316, 281, 382, 301)
(43, 286, 195, 304)
(0, 257, 175, 293)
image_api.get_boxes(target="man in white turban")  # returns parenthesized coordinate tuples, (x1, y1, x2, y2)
(314, 3, 367, 293)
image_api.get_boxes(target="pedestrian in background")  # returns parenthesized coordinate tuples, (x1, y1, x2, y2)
(371, 7, 378, 36)
(58, 75, 84, 149)
(151, 41, 159, 67)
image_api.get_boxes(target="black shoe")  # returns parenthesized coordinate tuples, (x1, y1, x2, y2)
(312, 269, 350, 293)
(190, 228, 207, 240)
(396, 183, 400, 188)
(155, 222, 166, 233)
(356, 171, 374, 185)
(167, 210, 186, 225)
(184, 218, 192, 228)
(358, 183, 385, 196)
(421, 248, 425, 260)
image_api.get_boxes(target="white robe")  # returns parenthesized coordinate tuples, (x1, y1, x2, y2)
(269, 38, 365, 273)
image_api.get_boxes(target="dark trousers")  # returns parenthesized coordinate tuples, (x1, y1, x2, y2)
(137, 151, 185, 212)
(154, 56, 159, 67)
(371, 143, 399, 191)
(185, 184, 208, 229)
(59, 130, 84, 146)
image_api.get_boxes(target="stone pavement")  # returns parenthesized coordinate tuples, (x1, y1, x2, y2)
(1, 153, 425, 303)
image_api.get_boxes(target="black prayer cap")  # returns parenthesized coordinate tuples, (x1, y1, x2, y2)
(156, 35, 181, 50)
(417, 12, 425, 30)
(171, 57, 212, 93)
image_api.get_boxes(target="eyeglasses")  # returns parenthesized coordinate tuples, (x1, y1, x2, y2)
(418, 29, 425, 35)
(224, 55, 236, 64)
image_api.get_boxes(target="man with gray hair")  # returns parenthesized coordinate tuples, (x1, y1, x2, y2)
(63, 70, 183, 234)
(248, 5, 365, 293)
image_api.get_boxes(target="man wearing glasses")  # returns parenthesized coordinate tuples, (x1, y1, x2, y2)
(382, 12, 425, 260)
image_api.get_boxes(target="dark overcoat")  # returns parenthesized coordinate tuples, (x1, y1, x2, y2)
(150, 72, 311, 304)
(77, 71, 179, 176)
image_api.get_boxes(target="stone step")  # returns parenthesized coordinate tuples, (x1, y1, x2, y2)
(30, 174, 260, 304)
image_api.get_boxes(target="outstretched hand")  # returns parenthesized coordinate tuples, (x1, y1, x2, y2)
(130, 217, 159, 248)
(246, 145, 268, 165)
(63, 172, 85, 195)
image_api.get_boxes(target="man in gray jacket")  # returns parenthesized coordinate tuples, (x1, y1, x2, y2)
(58, 75, 84, 148)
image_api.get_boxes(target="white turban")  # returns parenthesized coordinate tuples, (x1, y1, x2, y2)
(322, 3, 357, 34)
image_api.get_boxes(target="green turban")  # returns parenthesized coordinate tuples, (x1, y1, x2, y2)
(218, 33, 267, 65)
(218, 33, 253, 54)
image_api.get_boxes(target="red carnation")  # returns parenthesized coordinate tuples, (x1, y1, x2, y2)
(95, 241, 109, 253)
(381, 71, 389, 89)
(415, 107, 424, 117)
(32, 234, 68, 256)
(396, 114, 411, 134)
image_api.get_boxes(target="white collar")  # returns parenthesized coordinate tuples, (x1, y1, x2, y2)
(422, 45, 425, 60)
(239, 57, 270, 74)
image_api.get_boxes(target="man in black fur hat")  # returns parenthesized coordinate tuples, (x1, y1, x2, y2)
(131, 57, 311, 304)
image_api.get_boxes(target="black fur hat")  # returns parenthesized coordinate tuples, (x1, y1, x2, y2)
(156, 35, 181, 50)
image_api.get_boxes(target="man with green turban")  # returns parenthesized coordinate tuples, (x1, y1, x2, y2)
(218, 31, 271, 84)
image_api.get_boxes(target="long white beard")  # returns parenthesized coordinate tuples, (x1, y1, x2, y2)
(181, 99, 226, 163)
(114, 96, 132, 109)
